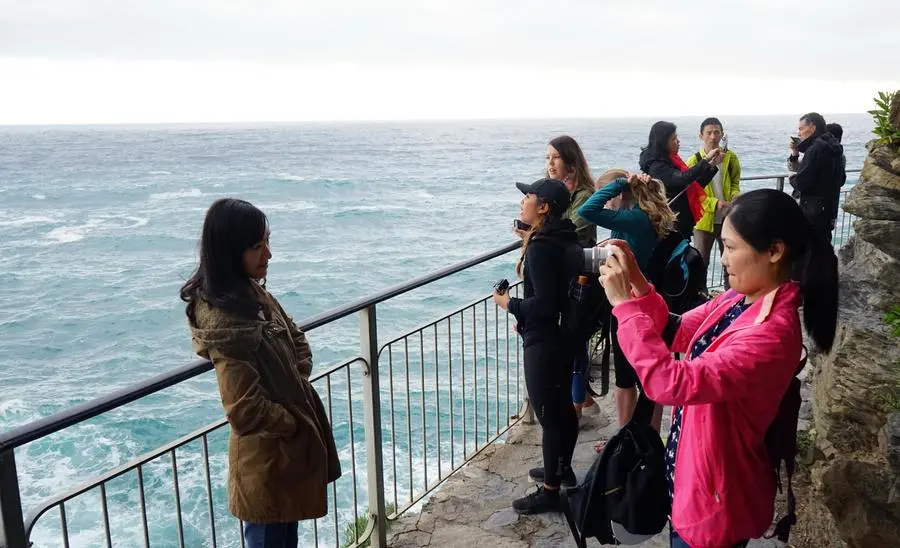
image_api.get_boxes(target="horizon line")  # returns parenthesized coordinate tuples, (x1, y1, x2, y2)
(0, 112, 870, 129)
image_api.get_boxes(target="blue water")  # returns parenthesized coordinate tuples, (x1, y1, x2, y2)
(0, 115, 870, 547)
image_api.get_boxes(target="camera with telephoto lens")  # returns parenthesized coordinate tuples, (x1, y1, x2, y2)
(583, 246, 613, 274)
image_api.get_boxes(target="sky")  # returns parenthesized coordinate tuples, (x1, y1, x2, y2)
(1, 0, 899, 125)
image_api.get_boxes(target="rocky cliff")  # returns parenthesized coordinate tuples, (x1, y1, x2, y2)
(804, 91, 900, 547)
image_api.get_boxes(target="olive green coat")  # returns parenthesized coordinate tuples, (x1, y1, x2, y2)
(189, 286, 341, 524)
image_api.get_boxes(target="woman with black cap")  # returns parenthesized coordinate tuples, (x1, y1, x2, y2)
(493, 177, 582, 515)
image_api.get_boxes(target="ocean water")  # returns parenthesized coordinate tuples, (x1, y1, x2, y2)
(0, 115, 870, 547)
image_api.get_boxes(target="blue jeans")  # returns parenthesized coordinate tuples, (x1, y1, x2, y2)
(669, 528, 748, 548)
(571, 344, 590, 404)
(244, 522, 299, 548)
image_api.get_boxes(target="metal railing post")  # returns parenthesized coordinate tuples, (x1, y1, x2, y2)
(0, 449, 27, 548)
(776, 176, 785, 192)
(359, 305, 387, 548)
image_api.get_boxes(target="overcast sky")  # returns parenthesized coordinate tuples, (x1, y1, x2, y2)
(1, 0, 898, 124)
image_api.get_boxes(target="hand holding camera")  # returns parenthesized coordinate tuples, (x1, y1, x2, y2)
(492, 278, 511, 310)
(789, 136, 801, 153)
(596, 241, 648, 306)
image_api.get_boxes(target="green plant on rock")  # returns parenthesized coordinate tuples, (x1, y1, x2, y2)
(868, 91, 900, 147)
(797, 429, 813, 458)
(341, 503, 397, 548)
(884, 304, 900, 338)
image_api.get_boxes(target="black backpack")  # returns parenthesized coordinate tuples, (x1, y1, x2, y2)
(561, 393, 670, 547)
(647, 230, 707, 314)
(558, 240, 612, 346)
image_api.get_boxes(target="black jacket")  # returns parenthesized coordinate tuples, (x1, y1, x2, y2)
(508, 218, 581, 348)
(789, 131, 844, 229)
(639, 149, 718, 238)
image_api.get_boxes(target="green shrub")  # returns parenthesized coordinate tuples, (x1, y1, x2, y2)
(341, 503, 398, 548)
(868, 91, 900, 147)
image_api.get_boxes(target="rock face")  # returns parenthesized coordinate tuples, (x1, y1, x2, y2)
(807, 91, 900, 547)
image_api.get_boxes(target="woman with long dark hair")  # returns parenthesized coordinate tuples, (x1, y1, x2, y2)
(639, 121, 722, 239)
(180, 198, 341, 548)
(494, 178, 581, 514)
(598, 189, 838, 547)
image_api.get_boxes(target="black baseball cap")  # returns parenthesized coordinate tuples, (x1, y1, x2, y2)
(515, 178, 570, 215)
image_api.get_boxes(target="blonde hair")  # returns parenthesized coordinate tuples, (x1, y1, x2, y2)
(597, 169, 676, 239)
(631, 178, 677, 238)
(595, 168, 629, 189)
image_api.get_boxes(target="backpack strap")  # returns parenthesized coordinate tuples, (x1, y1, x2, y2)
(560, 489, 588, 548)
(587, 320, 612, 398)
(693, 151, 702, 164)
(632, 389, 656, 426)
(770, 471, 797, 542)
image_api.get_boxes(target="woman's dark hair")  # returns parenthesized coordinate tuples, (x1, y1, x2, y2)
(643, 121, 677, 160)
(728, 189, 838, 352)
(180, 198, 269, 322)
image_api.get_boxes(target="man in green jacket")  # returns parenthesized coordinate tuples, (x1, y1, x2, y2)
(686, 117, 741, 290)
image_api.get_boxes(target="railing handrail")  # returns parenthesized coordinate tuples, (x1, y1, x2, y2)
(0, 168, 865, 452)
(0, 240, 521, 453)
(741, 168, 860, 181)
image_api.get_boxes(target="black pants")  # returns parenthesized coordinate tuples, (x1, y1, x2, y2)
(524, 341, 579, 487)
(611, 315, 639, 389)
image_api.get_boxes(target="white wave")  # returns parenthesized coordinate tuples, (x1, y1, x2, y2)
(149, 188, 202, 202)
(32, 194, 47, 200)
(275, 172, 306, 182)
(148, 170, 172, 175)
(0, 398, 29, 418)
(411, 189, 435, 200)
(258, 201, 317, 212)
(0, 215, 59, 227)
(45, 226, 87, 243)
(41, 215, 148, 244)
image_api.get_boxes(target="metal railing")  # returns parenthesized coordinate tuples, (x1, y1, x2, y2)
(0, 170, 862, 548)
(0, 242, 525, 548)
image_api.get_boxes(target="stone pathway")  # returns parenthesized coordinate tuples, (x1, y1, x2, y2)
(387, 393, 789, 547)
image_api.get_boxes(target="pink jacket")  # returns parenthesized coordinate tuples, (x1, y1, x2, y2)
(613, 282, 802, 548)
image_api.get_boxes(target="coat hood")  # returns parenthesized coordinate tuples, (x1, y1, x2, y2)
(639, 147, 662, 171)
(189, 299, 263, 358)
(797, 130, 843, 158)
(533, 217, 578, 244)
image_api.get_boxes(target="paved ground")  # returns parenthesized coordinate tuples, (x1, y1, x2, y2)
(387, 395, 787, 547)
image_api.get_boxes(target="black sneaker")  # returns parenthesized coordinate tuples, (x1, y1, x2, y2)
(527, 466, 577, 487)
(513, 485, 562, 514)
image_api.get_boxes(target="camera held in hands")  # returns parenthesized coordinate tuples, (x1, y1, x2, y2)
(493, 278, 510, 295)
(583, 245, 613, 274)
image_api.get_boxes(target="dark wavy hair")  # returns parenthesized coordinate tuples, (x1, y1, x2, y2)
(180, 198, 268, 322)
(643, 121, 678, 161)
(728, 189, 838, 352)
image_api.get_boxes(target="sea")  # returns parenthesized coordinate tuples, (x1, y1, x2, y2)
(0, 115, 870, 547)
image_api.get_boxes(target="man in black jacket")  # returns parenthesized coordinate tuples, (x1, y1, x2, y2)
(788, 112, 844, 244)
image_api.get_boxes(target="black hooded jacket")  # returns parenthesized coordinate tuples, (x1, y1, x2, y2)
(789, 131, 845, 226)
(508, 217, 582, 348)
(639, 148, 718, 238)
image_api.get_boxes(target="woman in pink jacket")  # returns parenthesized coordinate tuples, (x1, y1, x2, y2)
(597, 189, 838, 548)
